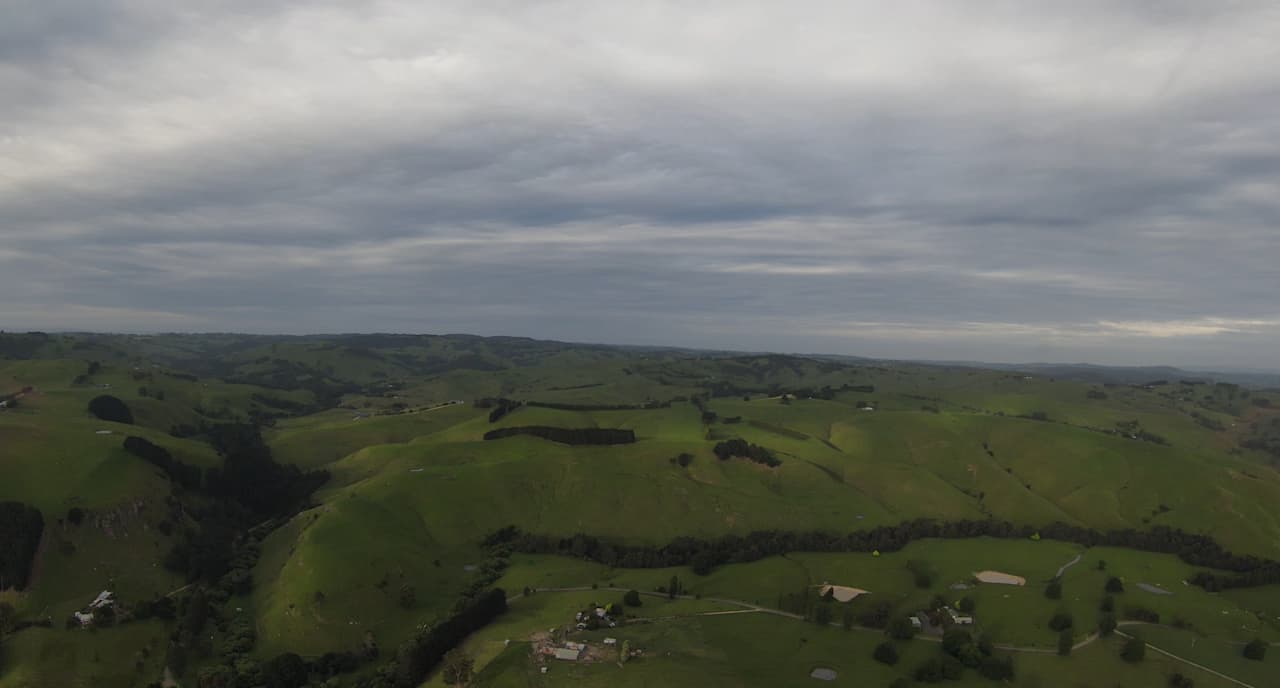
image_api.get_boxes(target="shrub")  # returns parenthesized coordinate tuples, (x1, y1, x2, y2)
(906, 560, 935, 589)
(1105, 577, 1125, 593)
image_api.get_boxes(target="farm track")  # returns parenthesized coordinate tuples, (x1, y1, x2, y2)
(521, 587, 1259, 687)
(1054, 553, 1082, 579)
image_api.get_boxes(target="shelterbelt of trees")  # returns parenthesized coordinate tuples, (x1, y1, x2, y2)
(482, 426, 637, 445)
(485, 519, 1280, 588)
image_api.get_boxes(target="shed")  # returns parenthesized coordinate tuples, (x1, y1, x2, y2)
(89, 591, 114, 609)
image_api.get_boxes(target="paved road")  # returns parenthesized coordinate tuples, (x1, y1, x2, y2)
(522, 586, 1258, 686)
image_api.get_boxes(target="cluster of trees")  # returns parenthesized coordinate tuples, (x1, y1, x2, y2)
(484, 519, 1280, 589)
(482, 426, 636, 445)
(163, 582, 373, 688)
(153, 424, 326, 589)
(909, 628, 1013, 683)
(88, 394, 133, 424)
(70, 360, 102, 385)
(711, 439, 781, 467)
(0, 501, 43, 590)
(1115, 420, 1169, 446)
(479, 398, 521, 423)
(1239, 415, 1280, 461)
(123, 436, 202, 490)
(358, 588, 507, 688)
(203, 423, 330, 517)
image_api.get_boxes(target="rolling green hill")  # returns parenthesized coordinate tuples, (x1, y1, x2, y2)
(1, 332, 1278, 688)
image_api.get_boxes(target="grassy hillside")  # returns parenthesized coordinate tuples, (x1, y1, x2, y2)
(3, 332, 1279, 687)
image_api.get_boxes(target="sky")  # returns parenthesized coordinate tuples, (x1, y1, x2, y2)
(2, 1, 1279, 368)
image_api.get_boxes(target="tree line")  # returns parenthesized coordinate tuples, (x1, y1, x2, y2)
(0, 501, 43, 590)
(526, 400, 671, 411)
(358, 588, 508, 688)
(482, 426, 636, 445)
(485, 519, 1280, 588)
(123, 436, 202, 490)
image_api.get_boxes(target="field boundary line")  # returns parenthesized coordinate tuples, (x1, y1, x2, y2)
(1115, 630, 1256, 688)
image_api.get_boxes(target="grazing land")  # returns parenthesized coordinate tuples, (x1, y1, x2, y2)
(1, 332, 1278, 687)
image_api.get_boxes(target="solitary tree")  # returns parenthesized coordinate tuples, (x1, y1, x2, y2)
(1243, 638, 1267, 661)
(873, 641, 900, 666)
(623, 590, 642, 607)
(668, 575, 679, 600)
(1106, 577, 1125, 594)
(1121, 636, 1146, 663)
(441, 648, 474, 686)
(1057, 629, 1073, 656)
(1099, 595, 1115, 612)
(1098, 614, 1117, 637)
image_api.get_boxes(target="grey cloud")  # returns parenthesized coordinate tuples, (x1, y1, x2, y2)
(2, 1, 1279, 367)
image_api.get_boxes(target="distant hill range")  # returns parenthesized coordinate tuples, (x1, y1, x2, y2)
(912, 361, 1280, 389)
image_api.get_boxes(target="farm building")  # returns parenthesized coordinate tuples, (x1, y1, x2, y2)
(89, 591, 114, 609)
(945, 607, 974, 626)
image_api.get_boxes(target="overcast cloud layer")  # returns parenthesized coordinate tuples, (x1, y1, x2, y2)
(3, 1, 1279, 367)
